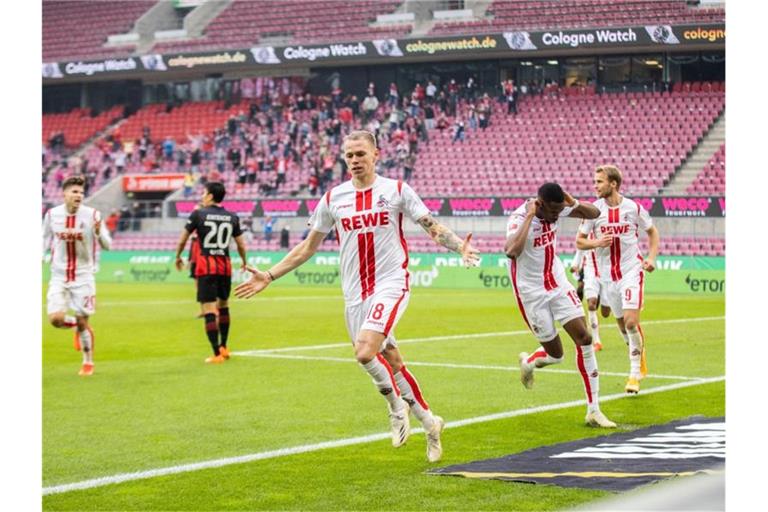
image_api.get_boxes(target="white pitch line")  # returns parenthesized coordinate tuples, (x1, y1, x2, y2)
(98, 291, 483, 307)
(42, 375, 725, 497)
(237, 316, 725, 355)
(236, 352, 700, 381)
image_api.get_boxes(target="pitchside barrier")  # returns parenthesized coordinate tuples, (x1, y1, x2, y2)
(42, 252, 724, 295)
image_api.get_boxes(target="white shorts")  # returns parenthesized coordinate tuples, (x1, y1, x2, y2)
(344, 287, 410, 351)
(47, 276, 96, 316)
(583, 272, 602, 301)
(604, 268, 645, 318)
(516, 285, 584, 342)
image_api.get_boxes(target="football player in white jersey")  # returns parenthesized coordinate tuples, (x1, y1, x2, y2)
(576, 165, 660, 394)
(570, 236, 612, 351)
(505, 182, 616, 428)
(42, 176, 111, 376)
(236, 130, 479, 462)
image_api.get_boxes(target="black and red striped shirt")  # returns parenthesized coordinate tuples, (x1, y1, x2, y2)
(185, 205, 242, 277)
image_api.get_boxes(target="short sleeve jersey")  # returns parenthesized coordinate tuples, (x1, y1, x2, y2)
(185, 205, 243, 277)
(506, 204, 575, 295)
(578, 197, 653, 282)
(309, 177, 429, 305)
(43, 204, 106, 281)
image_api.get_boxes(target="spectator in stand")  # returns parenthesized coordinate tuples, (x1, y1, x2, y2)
(131, 202, 143, 231)
(308, 172, 319, 196)
(507, 85, 517, 115)
(280, 226, 290, 250)
(237, 166, 248, 188)
(452, 117, 465, 143)
(387, 82, 399, 107)
(408, 127, 419, 155)
(263, 216, 275, 242)
(163, 136, 175, 162)
(362, 93, 379, 123)
(468, 104, 478, 131)
(105, 209, 120, 234)
(113, 147, 126, 174)
(426, 80, 437, 104)
(183, 170, 196, 198)
(424, 103, 436, 131)
(466, 76, 477, 101)
(403, 152, 416, 182)
(118, 205, 131, 232)
(227, 143, 242, 172)
(436, 112, 449, 132)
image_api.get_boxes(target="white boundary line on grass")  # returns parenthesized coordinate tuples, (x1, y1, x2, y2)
(237, 316, 725, 355)
(42, 375, 725, 497)
(235, 352, 700, 381)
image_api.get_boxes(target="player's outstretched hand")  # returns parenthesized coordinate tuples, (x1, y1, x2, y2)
(235, 265, 271, 299)
(460, 233, 480, 268)
(595, 234, 613, 248)
(642, 258, 656, 273)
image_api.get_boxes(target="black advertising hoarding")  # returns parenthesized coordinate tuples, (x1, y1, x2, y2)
(42, 23, 724, 80)
(170, 196, 725, 218)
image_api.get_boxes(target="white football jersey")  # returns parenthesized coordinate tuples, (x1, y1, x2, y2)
(506, 204, 575, 295)
(579, 197, 653, 282)
(43, 204, 112, 281)
(310, 176, 429, 305)
(573, 232, 602, 281)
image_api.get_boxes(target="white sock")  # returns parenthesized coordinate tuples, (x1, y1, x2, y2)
(63, 315, 77, 328)
(588, 310, 601, 344)
(576, 344, 600, 414)
(627, 328, 643, 378)
(78, 327, 94, 364)
(620, 329, 630, 346)
(527, 348, 564, 368)
(361, 354, 404, 411)
(395, 365, 435, 428)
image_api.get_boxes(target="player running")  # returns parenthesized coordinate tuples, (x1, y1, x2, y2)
(43, 175, 112, 376)
(577, 165, 659, 394)
(505, 183, 616, 428)
(235, 130, 480, 462)
(175, 182, 248, 363)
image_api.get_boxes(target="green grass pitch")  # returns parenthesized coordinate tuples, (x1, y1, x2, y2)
(42, 283, 724, 511)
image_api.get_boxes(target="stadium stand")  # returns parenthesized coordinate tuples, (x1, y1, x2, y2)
(109, 231, 725, 257)
(42, 0, 155, 61)
(430, 0, 725, 36)
(687, 143, 725, 196)
(42, 106, 124, 150)
(411, 86, 725, 197)
(41, 81, 724, 206)
(151, 0, 409, 54)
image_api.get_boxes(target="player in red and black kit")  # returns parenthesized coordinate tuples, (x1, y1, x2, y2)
(175, 182, 248, 363)
(187, 233, 203, 318)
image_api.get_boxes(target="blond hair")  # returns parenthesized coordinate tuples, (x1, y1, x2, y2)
(343, 130, 378, 150)
(595, 164, 622, 189)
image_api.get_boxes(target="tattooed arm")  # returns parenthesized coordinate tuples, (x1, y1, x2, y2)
(417, 214, 480, 267)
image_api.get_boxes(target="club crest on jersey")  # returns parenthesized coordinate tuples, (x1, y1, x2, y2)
(376, 194, 390, 208)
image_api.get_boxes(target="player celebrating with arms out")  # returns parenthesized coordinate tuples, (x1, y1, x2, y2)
(235, 130, 479, 462)
(576, 165, 659, 394)
(175, 182, 248, 364)
(506, 183, 616, 428)
(43, 175, 112, 376)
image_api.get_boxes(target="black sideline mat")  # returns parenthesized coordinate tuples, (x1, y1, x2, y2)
(429, 416, 724, 491)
